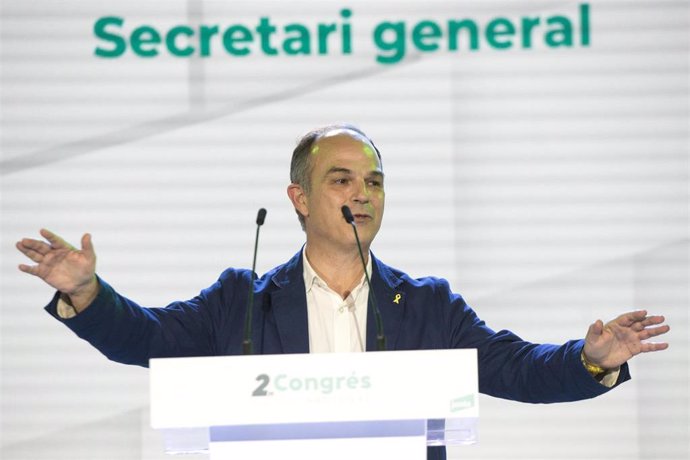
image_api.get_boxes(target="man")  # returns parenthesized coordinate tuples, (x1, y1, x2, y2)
(16, 124, 670, 460)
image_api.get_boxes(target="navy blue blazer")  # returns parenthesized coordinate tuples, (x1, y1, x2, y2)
(46, 250, 629, 460)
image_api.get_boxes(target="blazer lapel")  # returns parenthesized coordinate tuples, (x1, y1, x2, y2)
(266, 250, 405, 354)
(366, 254, 405, 351)
(268, 250, 310, 354)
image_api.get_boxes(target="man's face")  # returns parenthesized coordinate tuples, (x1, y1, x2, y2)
(292, 131, 385, 252)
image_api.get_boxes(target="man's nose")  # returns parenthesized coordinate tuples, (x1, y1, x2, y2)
(352, 179, 370, 203)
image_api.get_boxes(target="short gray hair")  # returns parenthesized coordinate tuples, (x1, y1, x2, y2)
(290, 124, 382, 230)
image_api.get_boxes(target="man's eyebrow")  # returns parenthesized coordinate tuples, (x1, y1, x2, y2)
(325, 167, 353, 175)
(324, 167, 384, 179)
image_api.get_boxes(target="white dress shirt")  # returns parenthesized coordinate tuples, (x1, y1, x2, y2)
(303, 251, 370, 353)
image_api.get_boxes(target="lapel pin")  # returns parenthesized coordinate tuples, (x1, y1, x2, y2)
(393, 293, 402, 304)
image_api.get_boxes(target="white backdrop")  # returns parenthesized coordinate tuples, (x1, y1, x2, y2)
(1, 1, 688, 459)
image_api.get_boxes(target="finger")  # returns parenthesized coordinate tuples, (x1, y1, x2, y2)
(15, 243, 44, 263)
(587, 320, 604, 338)
(640, 315, 666, 327)
(18, 263, 40, 276)
(639, 324, 671, 340)
(640, 342, 669, 353)
(81, 233, 95, 258)
(16, 238, 51, 255)
(40, 228, 73, 250)
(616, 310, 647, 327)
(628, 314, 665, 332)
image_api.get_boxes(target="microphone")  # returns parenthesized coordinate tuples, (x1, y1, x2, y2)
(341, 205, 386, 351)
(243, 208, 267, 355)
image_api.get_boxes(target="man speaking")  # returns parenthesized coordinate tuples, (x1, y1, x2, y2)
(16, 124, 670, 460)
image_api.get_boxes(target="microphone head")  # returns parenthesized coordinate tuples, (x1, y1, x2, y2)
(341, 205, 354, 224)
(256, 208, 267, 226)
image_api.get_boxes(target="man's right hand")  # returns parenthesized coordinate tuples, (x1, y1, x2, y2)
(16, 229, 99, 312)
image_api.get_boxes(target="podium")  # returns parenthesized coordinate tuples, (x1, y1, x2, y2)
(150, 349, 478, 459)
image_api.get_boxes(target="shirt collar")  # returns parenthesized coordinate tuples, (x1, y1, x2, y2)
(302, 248, 373, 295)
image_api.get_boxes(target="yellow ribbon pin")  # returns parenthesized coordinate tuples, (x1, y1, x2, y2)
(393, 293, 402, 304)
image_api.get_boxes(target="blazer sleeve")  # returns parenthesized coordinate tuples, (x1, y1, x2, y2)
(437, 279, 631, 403)
(44, 269, 251, 367)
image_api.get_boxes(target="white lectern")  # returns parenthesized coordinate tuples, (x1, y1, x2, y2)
(150, 349, 478, 459)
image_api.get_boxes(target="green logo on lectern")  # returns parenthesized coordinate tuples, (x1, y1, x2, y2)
(450, 394, 475, 412)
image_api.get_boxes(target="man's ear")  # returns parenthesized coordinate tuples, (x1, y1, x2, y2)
(287, 183, 308, 217)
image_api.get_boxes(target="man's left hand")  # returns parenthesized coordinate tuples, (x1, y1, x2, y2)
(583, 310, 670, 370)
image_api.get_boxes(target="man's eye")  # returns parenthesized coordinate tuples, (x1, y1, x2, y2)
(368, 180, 382, 187)
(334, 178, 349, 184)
